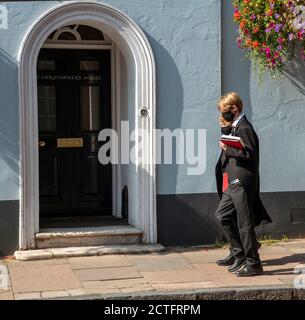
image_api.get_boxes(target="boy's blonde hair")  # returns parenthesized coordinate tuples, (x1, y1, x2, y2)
(217, 92, 243, 126)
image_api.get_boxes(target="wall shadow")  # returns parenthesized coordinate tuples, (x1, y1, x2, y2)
(284, 46, 305, 95)
(222, 1, 252, 120)
(145, 34, 182, 197)
(145, 34, 224, 245)
(156, 192, 223, 246)
(0, 48, 20, 256)
(0, 49, 19, 190)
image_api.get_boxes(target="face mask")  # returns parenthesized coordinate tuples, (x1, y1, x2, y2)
(221, 125, 232, 135)
(221, 111, 235, 122)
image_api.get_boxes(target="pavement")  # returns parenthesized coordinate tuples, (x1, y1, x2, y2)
(1, 239, 305, 300)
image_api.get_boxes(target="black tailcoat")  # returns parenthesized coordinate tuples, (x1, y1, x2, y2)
(215, 116, 272, 226)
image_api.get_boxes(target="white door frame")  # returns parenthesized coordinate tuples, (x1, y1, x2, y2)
(18, 1, 157, 249)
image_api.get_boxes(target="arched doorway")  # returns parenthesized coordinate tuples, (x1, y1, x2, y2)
(18, 2, 156, 249)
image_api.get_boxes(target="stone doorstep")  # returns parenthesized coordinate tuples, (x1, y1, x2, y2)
(36, 226, 143, 239)
(14, 244, 166, 261)
(35, 235, 142, 249)
(35, 226, 144, 249)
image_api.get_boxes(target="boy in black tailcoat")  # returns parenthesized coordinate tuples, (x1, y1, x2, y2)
(215, 92, 272, 277)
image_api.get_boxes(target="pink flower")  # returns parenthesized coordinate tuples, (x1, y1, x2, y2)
(265, 47, 272, 58)
(237, 38, 243, 48)
(288, 33, 294, 41)
(298, 31, 304, 40)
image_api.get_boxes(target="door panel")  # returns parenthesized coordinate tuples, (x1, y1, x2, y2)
(37, 49, 112, 217)
(80, 85, 101, 131)
(39, 152, 70, 212)
(38, 85, 57, 132)
(39, 155, 60, 197)
(82, 155, 100, 194)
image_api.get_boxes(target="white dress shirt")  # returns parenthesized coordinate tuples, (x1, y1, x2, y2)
(231, 113, 245, 135)
(232, 113, 245, 128)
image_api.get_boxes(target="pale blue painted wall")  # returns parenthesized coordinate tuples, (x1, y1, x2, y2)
(222, 1, 305, 193)
(0, 0, 303, 201)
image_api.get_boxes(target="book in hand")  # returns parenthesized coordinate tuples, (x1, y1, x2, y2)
(220, 135, 245, 150)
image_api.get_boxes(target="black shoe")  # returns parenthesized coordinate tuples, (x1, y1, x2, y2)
(228, 256, 246, 272)
(217, 254, 235, 266)
(235, 263, 264, 277)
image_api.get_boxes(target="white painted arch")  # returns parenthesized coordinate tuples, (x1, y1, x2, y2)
(18, 1, 157, 249)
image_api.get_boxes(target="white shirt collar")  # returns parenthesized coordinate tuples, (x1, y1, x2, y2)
(232, 113, 245, 128)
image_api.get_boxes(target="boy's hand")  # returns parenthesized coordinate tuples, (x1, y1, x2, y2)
(219, 141, 227, 151)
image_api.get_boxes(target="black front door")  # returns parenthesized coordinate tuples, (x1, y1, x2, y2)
(37, 49, 112, 217)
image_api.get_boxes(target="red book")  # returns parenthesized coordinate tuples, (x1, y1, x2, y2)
(220, 135, 245, 150)
(222, 172, 229, 193)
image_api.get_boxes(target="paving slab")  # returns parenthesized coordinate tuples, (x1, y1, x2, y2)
(192, 262, 284, 287)
(0, 290, 14, 300)
(0, 263, 9, 273)
(74, 266, 142, 282)
(258, 245, 293, 256)
(260, 255, 304, 282)
(277, 277, 295, 286)
(14, 292, 41, 300)
(82, 280, 119, 290)
(192, 262, 229, 275)
(214, 276, 285, 288)
(82, 278, 155, 294)
(181, 249, 229, 264)
(0, 263, 11, 289)
(152, 281, 218, 291)
(82, 278, 150, 290)
(41, 291, 69, 298)
(140, 270, 207, 284)
(126, 252, 194, 272)
(120, 285, 155, 293)
(66, 289, 86, 296)
(279, 240, 305, 249)
(83, 278, 155, 293)
(7, 240, 305, 300)
(286, 248, 305, 257)
(8, 259, 68, 267)
(9, 264, 82, 293)
(192, 259, 301, 286)
(85, 288, 121, 295)
(261, 254, 305, 266)
(69, 255, 131, 270)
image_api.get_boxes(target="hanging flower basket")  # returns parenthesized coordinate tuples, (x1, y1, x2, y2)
(233, 0, 305, 79)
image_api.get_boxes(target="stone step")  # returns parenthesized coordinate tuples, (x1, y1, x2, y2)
(14, 244, 165, 261)
(35, 226, 143, 249)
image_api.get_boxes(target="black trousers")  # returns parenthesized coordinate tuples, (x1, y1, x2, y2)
(215, 183, 260, 265)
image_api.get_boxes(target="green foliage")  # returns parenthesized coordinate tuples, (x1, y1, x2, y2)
(214, 239, 227, 248)
(281, 234, 289, 242)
